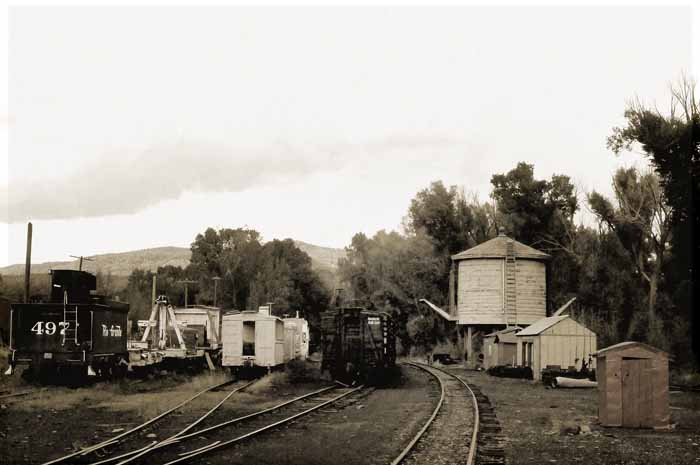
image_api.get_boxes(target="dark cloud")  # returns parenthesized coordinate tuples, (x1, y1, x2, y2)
(1, 135, 463, 223)
(1, 141, 344, 223)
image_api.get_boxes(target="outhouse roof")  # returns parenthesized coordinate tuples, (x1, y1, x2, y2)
(516, 315, 569, 336)
(593, 341, 670, 358)
(451, 233, 550, 261)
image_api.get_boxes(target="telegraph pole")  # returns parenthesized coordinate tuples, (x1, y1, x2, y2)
(177, 280, 197, 308)
(70, 255, 94, 271)
(212, 276, 221, 307)
(24, 222, 32, 303)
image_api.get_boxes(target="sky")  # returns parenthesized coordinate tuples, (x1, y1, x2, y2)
(0, 3, 696, 266)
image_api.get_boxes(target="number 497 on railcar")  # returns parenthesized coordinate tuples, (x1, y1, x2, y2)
(5, 270, 129, 381)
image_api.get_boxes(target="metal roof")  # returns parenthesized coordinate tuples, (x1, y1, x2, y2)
(516, 315, 569, 336)
(484, 326, 522, 337)
(451, 233, 550, 261)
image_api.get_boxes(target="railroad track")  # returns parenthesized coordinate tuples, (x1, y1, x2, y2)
(393, 362, 479, 465)
(143, 383, 363, 464)
(0, 388, 48, 401)
(42, 378, 243, 465)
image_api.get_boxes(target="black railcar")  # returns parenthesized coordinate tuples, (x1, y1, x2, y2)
(320, 296, 396, 384)
(6, 270, 129, 380)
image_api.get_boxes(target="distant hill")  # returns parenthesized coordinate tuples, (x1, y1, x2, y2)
(293, 241, 346, 270)
(0, 247, 191, 276)
(0, 241, 346, 277)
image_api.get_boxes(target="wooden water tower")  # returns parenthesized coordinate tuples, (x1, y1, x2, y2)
(449, 231, 549, 365)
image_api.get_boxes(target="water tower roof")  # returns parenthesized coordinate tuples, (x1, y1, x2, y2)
(451, 233, 550, 261)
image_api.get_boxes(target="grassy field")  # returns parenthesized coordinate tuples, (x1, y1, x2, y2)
(447, 367, 700, 465)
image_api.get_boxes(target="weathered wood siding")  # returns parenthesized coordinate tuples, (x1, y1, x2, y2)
(514, 260, 547, 324)
(539, 318, 597, 373)
(597, 344, 669, 429)
(457, 258, 546, 325)
(517, 318, 597, 380)
(457, 259, 504, 324)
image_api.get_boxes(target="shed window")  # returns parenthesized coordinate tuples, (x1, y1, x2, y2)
(522, 342, 533, 367)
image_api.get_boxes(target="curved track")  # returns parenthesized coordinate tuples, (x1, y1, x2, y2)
(42, 378, 243, 465)
(392, 362, 479, 465)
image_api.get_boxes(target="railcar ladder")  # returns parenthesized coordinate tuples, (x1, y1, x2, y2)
(62, 291, 79, 346)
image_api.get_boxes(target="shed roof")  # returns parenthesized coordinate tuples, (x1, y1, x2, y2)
(484, 326, 522, 337)
(451, 233, 550, 261)
(516, 315, 569, 336)
(594, 341, 670, 358)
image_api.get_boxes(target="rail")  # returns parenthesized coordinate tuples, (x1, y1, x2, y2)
(41, 378, 238, 465)
(163, 384, 363, 465)
(392, 362, 479, 465)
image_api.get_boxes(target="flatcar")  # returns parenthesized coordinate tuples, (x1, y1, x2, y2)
(320, 295, 396, 384)
(5, 270, 129, 381)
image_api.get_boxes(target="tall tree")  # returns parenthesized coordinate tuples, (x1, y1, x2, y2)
(608, 77, 699, 362)
(491, 162, 580, 308)
(589, 169, 671, 328)
(407, 181, 475, 255)
(189, 227, 262, 309)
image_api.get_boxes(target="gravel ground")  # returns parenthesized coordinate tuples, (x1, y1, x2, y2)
(194, 364, 437, 465)
(445, 366, 700, 465)
(0, 365, 441, 465)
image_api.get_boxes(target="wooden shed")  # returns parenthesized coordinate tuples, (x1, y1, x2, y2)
(595, 342, 670, 429)
(482, 326, 521, 369)
(516, 315, 597, 380)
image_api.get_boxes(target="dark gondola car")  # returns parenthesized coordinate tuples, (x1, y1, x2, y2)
(320, 294, 396, 384)
(6, 270, 129, 380)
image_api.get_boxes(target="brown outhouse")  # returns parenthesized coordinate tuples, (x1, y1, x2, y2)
(595, 342, 670, 429)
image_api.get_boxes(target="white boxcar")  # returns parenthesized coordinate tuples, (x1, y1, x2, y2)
(283, 316, 309, 361)
(222, 309, 286, 369)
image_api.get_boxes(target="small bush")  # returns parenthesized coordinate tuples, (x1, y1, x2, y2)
(285, 359, 319, 383)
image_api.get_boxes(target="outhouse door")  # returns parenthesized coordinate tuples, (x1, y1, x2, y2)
(621, 358, 652, 427)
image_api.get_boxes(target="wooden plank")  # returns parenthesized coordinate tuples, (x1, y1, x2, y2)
(639, 358, 652, 426)
(204, 351, 215, 371)
(622, 359, 641, 427)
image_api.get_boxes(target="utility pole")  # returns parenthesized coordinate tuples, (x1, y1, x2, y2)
(70, 255, 94, 271)
(177, 280, 197, 308)
(24, 222, 32, 303)
(212, 276, 221, 307)
(151, 274, 157, 304)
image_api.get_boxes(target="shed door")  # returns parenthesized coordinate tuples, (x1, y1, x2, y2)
(501, 343, 517, 366)
(622, 358, 652, 427)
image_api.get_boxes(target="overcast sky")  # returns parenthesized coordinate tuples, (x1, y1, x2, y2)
(0, 4, 695, 266)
